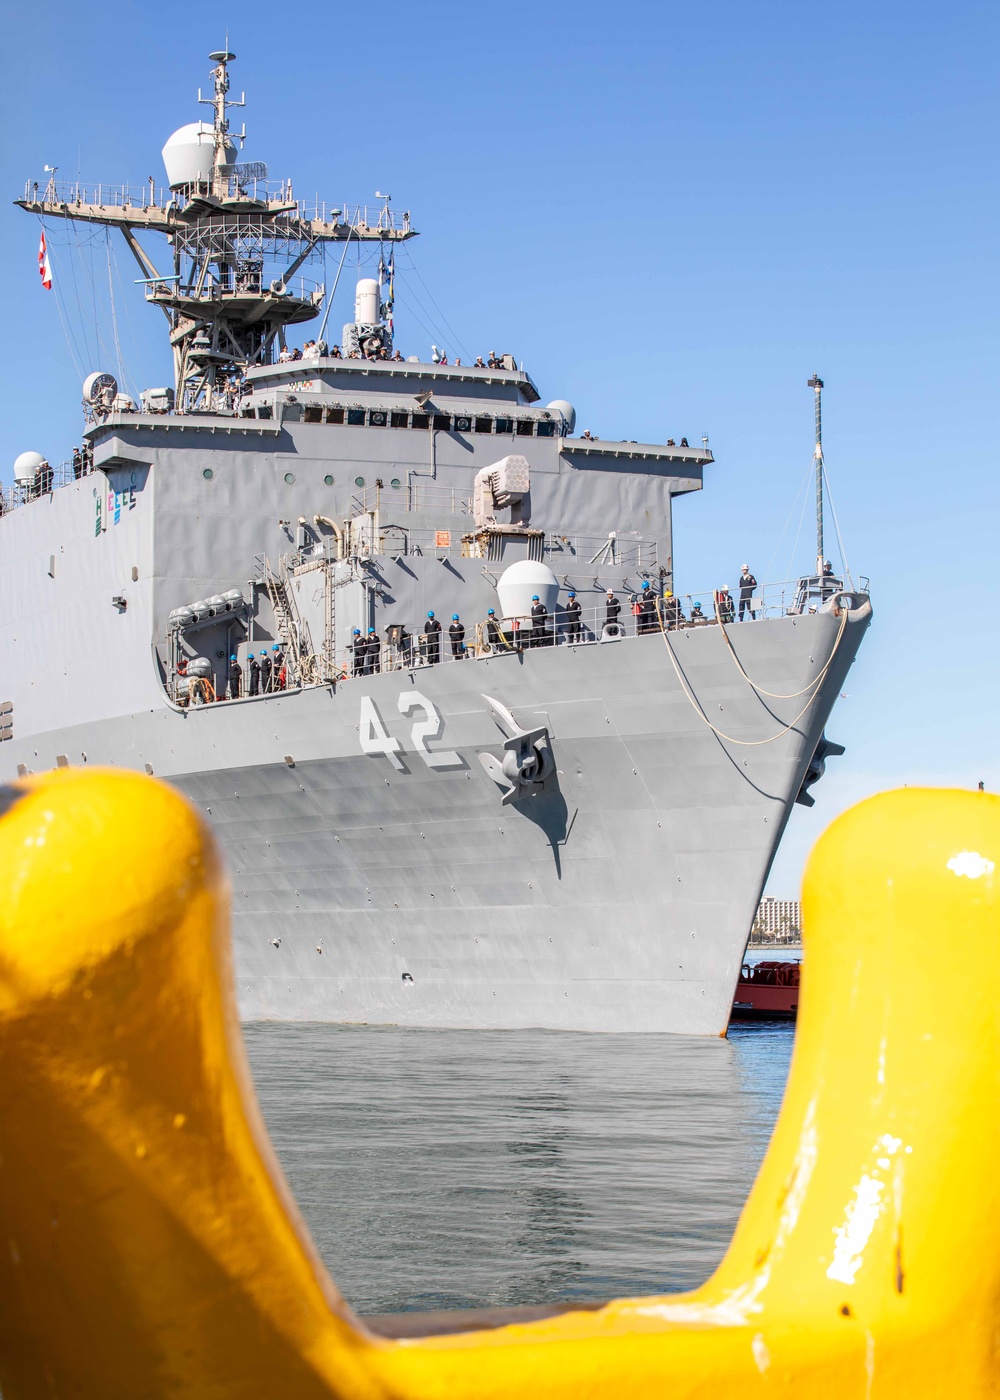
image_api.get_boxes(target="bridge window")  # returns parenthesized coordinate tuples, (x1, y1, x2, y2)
(433, 414, 451, 432)
(454, 414, 472, 432)
(411, 412, 429, 429)
(516, 419, 534, 437)
(536, 420, 555, 437)
(303, 405, 323, 423)
(475, 416, 492, 433)
(390, 411, 409, 428)
(347, 408, 365, 426)
(325, 406, 345, 424)
(495, 417, 513, 434)
(369, 409, 387, 427)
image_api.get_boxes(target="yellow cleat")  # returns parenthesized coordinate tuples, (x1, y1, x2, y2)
(0, 770, 997, 1397)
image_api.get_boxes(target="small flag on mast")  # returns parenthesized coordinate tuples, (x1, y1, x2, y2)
(38, 230, 52, 290)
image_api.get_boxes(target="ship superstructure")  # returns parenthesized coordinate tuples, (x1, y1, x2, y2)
(0, 53, 872, 1034)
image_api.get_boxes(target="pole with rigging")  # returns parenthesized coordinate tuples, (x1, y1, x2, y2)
(808, 373, 824, 576)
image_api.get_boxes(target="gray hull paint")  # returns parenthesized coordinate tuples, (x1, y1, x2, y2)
(1, 608, 867, 1034)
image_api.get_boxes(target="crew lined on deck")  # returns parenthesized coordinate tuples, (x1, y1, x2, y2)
(198, 568, 783, 701)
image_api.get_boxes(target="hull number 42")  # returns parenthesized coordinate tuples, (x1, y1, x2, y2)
(359, 692, 460, 771)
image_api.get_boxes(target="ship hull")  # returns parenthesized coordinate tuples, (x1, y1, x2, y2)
(1, 607, 867, 1034)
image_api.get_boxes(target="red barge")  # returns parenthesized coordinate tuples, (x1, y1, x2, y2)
(730, 960, 801, 1021)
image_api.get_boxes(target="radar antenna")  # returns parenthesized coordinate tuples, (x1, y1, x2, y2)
(15, 51, 417, 414)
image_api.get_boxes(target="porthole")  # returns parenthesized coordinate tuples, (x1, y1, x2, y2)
(202, 468, 214, 480)
(324, 474, 334, 486)
(284, 472, 295, 484)
(355, 476, 366, 487)
(390, 477, 401, 489)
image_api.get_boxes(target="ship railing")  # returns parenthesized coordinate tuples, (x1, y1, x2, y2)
(0, 457, 90, 512)
(145, 273, 325, 305)
(21, 177, 177, 210)
(20, 179, 412, 235)
(338, 523, 659, 566)
(350, 485, 473, 517)
(202, 576, 869, 700)
(325, 584, 862, 681)
(543, 533, 659, 570)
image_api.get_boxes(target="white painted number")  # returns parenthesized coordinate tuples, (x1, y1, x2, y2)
(359, 696, 404, 770)
(358, 693, 461, 770)
(398, 691, 461, 769)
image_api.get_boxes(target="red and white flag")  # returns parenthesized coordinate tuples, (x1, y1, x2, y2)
(38, 230, 52, 290)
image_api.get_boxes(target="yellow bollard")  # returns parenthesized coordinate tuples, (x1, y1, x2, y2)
(0, 771, 997, 1397)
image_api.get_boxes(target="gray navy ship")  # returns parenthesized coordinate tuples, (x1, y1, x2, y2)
(1, 51, 871, 1034)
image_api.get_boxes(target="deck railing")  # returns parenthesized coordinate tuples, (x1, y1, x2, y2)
(21, 179, 412, 235)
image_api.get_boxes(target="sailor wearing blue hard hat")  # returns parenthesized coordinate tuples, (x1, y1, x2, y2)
(424, 608, 442, 664)
(530, 593, 548, 648)
(365, 626, 381, 676)
(484, 606, 502, 650)
(637, 579, 658, 634)
(247, 650, 261, 696)
(449, 612, 465, 660)
(227, 651, 242, 700)
(351, 627, 367, 677)
(270, 641, 285, 691)
(565, 588, 582, 644)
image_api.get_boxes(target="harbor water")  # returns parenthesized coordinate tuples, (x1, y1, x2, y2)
(246, 1019, 796, 1316)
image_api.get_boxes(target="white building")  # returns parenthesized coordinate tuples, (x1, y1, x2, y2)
(751, 896, 802, 942)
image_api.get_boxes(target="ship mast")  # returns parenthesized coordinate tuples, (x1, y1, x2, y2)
(202, 50, 245, 199)
(15, 50, 416, 414)
(808, 373, 824, 575)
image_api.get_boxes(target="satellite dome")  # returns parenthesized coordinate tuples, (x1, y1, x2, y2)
(546, 399, 576, 435)
(162, 122, 236, 190)
(13, 451, 46, 485)
(496, 560, 559, 622)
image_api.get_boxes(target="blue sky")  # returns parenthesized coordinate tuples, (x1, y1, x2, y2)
(1, 0, 996, 894)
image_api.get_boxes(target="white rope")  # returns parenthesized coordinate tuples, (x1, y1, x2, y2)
(659, 607, 847, 747)
(713, 598, 848, 699)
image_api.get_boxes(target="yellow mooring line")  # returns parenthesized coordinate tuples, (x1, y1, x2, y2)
(0, 768, 997, 1397)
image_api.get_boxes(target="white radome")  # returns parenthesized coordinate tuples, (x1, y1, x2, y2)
(162, 122, 236, 189)
(13, 451, 46, 484)
(496, 560, 560, 621)
(546, 399, 576, 435)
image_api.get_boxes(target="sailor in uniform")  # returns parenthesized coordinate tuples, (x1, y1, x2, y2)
(637, 581, 658, 634)
(484, 608, 503, 652)
(739, 565, 757, 621)
(424, 611, 442, 665)
(364, 628, 381, 675)
(449, 614, 465, 659)
(351, 628, 367, 677)
(530, 595, 548, 647)
(564, 590, 582, 643)
(663, 591, 683, 628)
